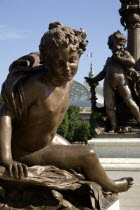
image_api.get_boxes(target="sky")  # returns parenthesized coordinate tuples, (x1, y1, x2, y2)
(0, 0, 126, 89)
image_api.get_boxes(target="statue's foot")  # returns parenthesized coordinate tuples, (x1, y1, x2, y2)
(112, 177, 133, 193)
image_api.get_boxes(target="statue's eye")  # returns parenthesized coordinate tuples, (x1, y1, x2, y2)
(69, 57, 78, 63)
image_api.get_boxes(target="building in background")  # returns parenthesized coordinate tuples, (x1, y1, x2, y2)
(70, 63, 104, 121)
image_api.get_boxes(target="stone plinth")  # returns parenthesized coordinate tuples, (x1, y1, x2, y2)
(100, 158, 140, 171)
(88, 138, 140, 170)
(88, 138, 140, 158)
(107, 199, 119, 210)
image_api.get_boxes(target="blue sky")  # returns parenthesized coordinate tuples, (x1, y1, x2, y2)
(0, 0, 126, 88)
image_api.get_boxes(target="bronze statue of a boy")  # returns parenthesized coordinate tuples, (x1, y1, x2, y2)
(86, 31, 140, 131)
(0, 23, 133, 193)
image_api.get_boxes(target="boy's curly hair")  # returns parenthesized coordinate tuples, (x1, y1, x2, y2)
(108, 30, 126, 50)
(39, 22, 88, 64)
(1, 22, 88, 123)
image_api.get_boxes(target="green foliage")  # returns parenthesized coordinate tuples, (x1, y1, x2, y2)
(90, 111, 101, 137)
(57, 105, 91, 143)
(73, 121, 90, 143)
(57, 112, 69, 138)
(67, 105, 80, 120)
(66, 105, 80, 142)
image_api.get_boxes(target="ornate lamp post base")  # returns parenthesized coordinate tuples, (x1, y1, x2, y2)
(119, 0, 140, 71)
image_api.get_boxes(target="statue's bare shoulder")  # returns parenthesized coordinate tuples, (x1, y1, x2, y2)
(22, 73, 73, 107)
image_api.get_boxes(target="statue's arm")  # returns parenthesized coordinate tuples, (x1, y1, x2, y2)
(0, 105, 12, 163)
(93, 68, 106, 82)
(85, 68, 106, 85)
(115, 50, 135, 67)
(0, 104, 28, 178)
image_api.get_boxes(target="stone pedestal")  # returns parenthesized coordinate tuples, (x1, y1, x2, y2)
(88, 138, 140, 158)
(88, 138, 140, 170)
(107, 199, 119, 210)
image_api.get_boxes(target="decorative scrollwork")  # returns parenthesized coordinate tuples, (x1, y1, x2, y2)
(119, 0, 140, 29)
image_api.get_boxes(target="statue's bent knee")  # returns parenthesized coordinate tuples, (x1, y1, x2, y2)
(85, 147, 97, 158)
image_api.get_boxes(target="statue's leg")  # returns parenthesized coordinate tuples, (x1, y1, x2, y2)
(118, 83, 140, 125)
(104, 84, 117, 130)
(18, 144, 133, 193)
(50, 134, 71, 145)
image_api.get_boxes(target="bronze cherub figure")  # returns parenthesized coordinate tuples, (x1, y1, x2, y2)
(0, 23, 133, 196)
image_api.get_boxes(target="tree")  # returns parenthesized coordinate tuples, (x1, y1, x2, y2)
(90, 111, 101, 137)
(57, 105, 91, 143)
(57, 112, 69, 138)
(73, 121, 91, 143)
(66, 105, 80, 142)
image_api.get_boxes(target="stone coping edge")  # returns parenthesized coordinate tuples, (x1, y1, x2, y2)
(100, 158, 140, 171)
(107, 199, 119, 210)
(88, 138, 140, 145)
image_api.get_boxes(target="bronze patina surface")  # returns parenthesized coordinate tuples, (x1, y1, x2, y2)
(0, 22, 133, 209)
(85, 0, 140, 134)
(85, 31, 140, 132)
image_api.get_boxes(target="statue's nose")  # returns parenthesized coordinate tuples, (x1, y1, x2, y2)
(65, 62, 70, 71)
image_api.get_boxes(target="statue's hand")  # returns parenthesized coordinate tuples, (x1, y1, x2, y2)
(84, 77, 95, 85)
(3, 159, 28, 179)
(114, 51, 124, 61)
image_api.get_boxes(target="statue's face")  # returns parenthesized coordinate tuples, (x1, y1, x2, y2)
(47, 47, 80, 81)
(112, 35, 126, 52)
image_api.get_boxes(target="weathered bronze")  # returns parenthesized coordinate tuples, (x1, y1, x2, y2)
(120, 0, 140, 107)
(85, 1, 140, 134)
(0, 22, 133, 209)
(119, 0, 140, 71)
(85, 31, 140, 132)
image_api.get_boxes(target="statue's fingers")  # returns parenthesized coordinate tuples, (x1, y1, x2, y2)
(17, 164, 24, 179)
(13, 164, 19, 178)
(22, 164, 28, 177)
(8, 165, 13, 177)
